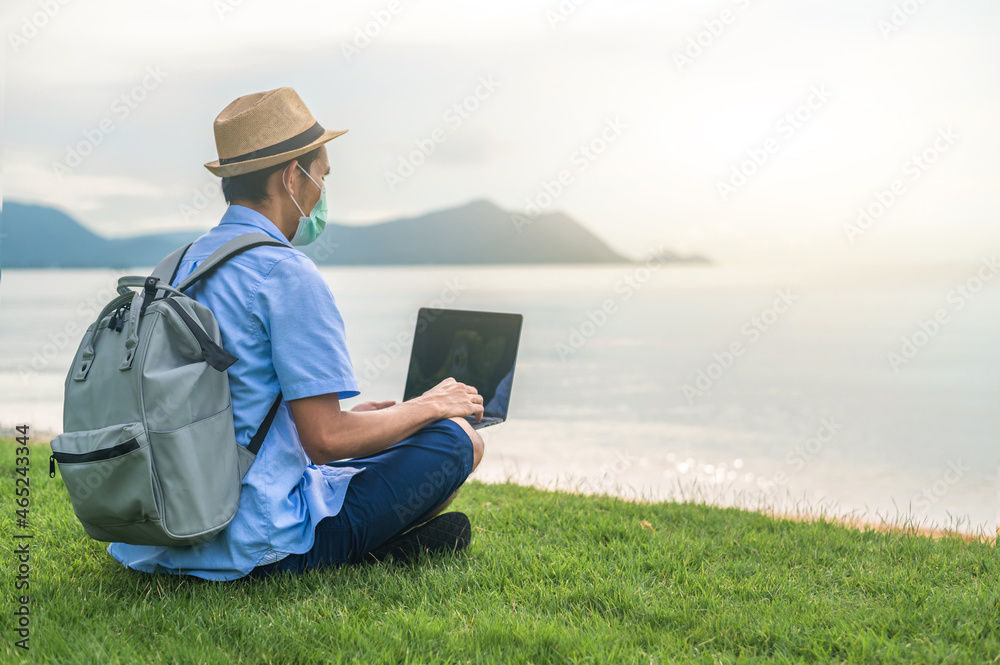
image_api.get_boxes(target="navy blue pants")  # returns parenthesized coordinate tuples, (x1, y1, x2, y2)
(249, 419, 474, 577)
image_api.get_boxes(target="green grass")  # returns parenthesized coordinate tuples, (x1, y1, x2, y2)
(2, 438, 997, 664)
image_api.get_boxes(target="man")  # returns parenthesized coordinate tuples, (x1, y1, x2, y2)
(108, 87, 485, 581)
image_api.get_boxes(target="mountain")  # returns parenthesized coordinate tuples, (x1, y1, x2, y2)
(301, 199, 634, 266)
(1, 199, 707, 268)
(0, 202, 202, 269)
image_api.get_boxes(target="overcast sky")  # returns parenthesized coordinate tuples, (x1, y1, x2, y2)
(2, 0, 998, 264)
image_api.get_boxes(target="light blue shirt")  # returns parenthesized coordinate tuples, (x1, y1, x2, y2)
(109, 205, 364, 581)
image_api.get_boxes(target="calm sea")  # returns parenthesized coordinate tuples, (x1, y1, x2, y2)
(1, 262, 997, 534)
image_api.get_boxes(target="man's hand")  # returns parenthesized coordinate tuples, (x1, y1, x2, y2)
(350, 400, 396, 412)
(415, 377, 484, 423)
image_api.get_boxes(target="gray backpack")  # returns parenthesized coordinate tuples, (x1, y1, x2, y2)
(50, 234, 287, 547)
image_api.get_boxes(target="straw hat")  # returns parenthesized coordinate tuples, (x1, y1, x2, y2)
(204, 87, 347, 177)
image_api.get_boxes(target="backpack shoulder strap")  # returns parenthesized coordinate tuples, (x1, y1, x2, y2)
(177, 233, 290, 292)
(151, 242, 193, 287)
(248, 391, 283, 456)
(165, 233, 291, 457)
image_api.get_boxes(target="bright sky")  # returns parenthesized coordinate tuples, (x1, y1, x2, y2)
(2, 0, 998, 264)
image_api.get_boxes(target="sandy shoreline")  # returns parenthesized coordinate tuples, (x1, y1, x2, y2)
(471, 467, 996, 545)
(750, 508, 996, 544)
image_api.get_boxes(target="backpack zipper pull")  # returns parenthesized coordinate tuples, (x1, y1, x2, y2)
(116, 303, 131, 332)
(49, 454, 56, 478)
(109, 304, 127, 333)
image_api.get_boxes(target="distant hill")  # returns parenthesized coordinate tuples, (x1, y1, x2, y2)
(0, 203, 203, 269)
(302, 199, 637, 266)
(1, 199, 707, 268)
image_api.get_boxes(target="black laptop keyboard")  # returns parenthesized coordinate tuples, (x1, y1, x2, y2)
(466, 415, 503, 429)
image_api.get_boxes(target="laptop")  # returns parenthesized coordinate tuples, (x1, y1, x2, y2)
(403, 308, 523, 429)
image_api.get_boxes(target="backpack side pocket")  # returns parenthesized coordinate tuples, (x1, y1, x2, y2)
(51, 422, 159, 537)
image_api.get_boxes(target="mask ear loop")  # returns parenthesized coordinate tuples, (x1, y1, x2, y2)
(297, 163, 323, 190)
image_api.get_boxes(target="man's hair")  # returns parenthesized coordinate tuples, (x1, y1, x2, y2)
(221, 147, 321, 205)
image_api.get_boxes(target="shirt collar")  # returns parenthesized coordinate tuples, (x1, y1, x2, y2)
(218, 204, 293, 246)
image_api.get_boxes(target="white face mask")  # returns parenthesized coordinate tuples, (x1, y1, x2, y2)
(284, 163, 327, 246)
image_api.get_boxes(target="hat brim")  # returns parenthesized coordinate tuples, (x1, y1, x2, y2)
(204, 128, 348, 177)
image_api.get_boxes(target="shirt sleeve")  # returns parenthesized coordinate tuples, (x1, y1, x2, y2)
(253, 253, 360, 401)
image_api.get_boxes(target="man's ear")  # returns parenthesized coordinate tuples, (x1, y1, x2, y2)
(274, 159, 299, 197)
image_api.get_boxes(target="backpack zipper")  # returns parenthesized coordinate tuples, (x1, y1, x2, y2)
(109, 302, 130, 333)
(50, 437, 140, 476)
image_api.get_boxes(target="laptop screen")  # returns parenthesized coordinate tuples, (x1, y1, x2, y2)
(403, 308, 523, 421)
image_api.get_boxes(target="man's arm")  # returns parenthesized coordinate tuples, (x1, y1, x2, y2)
(290, 377, 483, 465)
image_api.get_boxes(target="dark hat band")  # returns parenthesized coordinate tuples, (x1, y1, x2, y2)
(218, 122, 325, 166)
